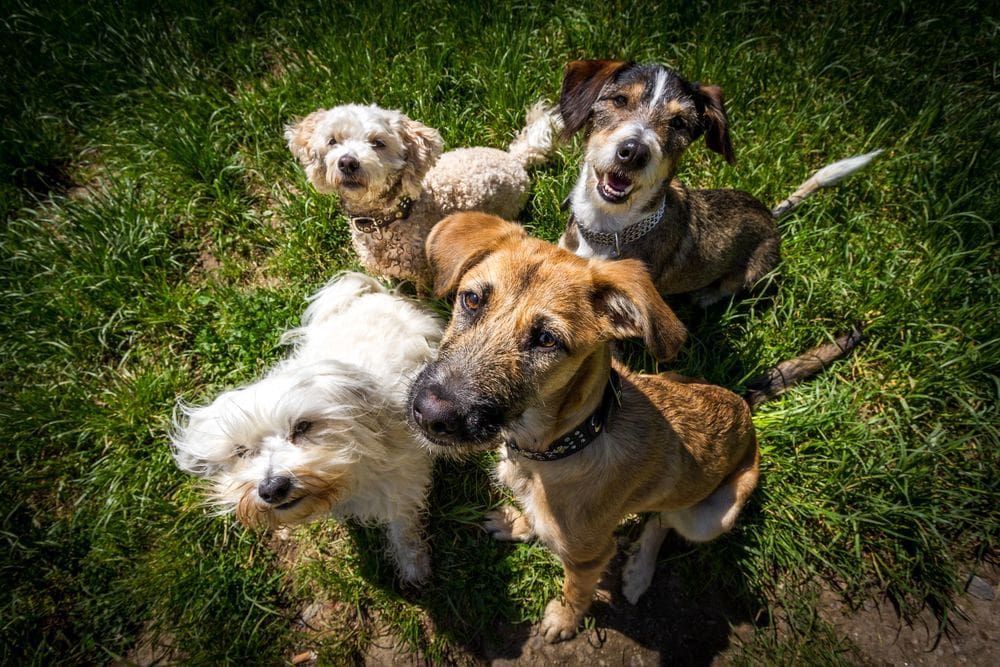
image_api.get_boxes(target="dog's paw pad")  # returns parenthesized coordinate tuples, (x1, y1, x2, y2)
(540, 599, 581, 643)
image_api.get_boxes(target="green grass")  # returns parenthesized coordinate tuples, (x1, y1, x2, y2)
(2, 0, 997, 662)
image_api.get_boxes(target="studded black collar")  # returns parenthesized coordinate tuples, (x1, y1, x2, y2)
(505, 369, 623, 462)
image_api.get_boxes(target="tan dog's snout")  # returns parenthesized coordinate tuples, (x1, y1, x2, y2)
(409, 370, 506, 447)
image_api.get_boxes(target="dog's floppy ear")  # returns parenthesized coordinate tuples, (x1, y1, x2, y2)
(398, 115, 444, 198)
(559, 59, 631, 139)
(426, 213, 526, 297)
(693, 83, 735, 165)
(591, 259, 687, 362)
(285, 111, 324, 167)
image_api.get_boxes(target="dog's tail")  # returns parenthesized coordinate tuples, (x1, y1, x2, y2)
(743, 325, 863, 410)
(506, 100, 563, 168)
(771, 150, 883, 218)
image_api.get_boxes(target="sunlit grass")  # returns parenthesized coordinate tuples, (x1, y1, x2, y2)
(1, 0, 997, 662)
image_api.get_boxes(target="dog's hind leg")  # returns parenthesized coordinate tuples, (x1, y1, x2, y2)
(663, 439, 759, 543)
(693, 236, 780, 307)
(621, 515, 671, 604)
(386, 512, 431, 586)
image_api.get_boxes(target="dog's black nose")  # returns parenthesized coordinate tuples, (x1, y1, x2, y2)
(338, 154, 360, 175)
(257, 475, 292, 504)
(411, 385, 461, 437)
(616, 139, 649, 169)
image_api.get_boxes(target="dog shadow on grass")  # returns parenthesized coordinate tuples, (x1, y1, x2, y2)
(346, 450, 774, 664)
(416, 488, 771, 665)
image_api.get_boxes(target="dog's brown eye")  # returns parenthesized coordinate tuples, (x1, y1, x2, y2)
(670, 116, 687, 131)
(536, 331, 559, 349)
(612, 95, 628, 108)
(461, 291, 481, 311)
(328, 137, 338, 146)
(370, 138, 385, 148)
(292, 420, 312, 439)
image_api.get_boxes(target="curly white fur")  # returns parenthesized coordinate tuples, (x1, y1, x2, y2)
(286, 103, 561, 288)
(171, 273, 443, 585)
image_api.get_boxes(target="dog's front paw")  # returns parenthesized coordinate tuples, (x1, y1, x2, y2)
(397, 545, 432, 587)
(540, 598, 581, 643)
(621, 550, 656, 604)
(484, 505, 535, 542)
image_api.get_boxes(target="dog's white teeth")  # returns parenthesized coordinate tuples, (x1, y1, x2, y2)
(598, 173, 633, 199)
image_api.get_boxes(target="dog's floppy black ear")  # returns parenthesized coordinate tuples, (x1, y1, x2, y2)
(426, 213, 527, 297)
(398, 115, 444, 198)
(693, 83, 735, 165)
(560, 59, 631, 140)
(592, 259, 687, 362)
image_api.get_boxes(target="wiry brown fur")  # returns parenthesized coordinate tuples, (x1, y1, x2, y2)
(409, 213, 758, 641)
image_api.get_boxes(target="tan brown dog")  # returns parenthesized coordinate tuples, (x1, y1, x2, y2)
(408, 212, 760, 641)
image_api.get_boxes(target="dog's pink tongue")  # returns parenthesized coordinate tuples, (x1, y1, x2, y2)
(606, 172, 632, 191)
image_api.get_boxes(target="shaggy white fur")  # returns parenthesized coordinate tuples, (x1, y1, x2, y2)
(285, 103, 561, 288)
(171, 273, 443, 585)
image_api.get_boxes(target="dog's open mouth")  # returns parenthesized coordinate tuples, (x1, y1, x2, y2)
(275, 496, 304, 511)
(596, 171, 634, 204)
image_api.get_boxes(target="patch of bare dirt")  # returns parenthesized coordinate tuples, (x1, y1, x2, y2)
(317, 558, 996, 666)
(815, 563, 999, 666)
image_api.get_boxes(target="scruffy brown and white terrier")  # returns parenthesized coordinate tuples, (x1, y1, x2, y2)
(171, 273, 443, 585)
(286, 102, 561, 289)
(558, 59, 880, 305)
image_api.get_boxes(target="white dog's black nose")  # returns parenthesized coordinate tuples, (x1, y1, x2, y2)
(338, 154, 360, 175)
(257, 475, 292, 504)
(616, 139, 649, 169)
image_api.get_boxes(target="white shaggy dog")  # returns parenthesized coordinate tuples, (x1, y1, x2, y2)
(285, 102, 561, 289)
(171, 273, 443, 585)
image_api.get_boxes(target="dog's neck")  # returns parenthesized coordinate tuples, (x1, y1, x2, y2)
(506, 346, 619, 460)
(341, 174, 418, 224)
(570, 166, 676, 234)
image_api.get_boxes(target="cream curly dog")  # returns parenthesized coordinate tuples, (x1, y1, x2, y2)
(286, 102, 561, 289)
(171, 273, 443, 585)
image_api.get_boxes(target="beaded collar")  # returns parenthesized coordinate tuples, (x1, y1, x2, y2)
(573, 195, 666, 257)
(505, 369, 623, 462)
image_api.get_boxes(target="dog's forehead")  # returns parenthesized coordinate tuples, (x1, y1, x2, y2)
(611, 64, 695, 110)
(322, 105, 394, 137)
(469, 241, 594, 310)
